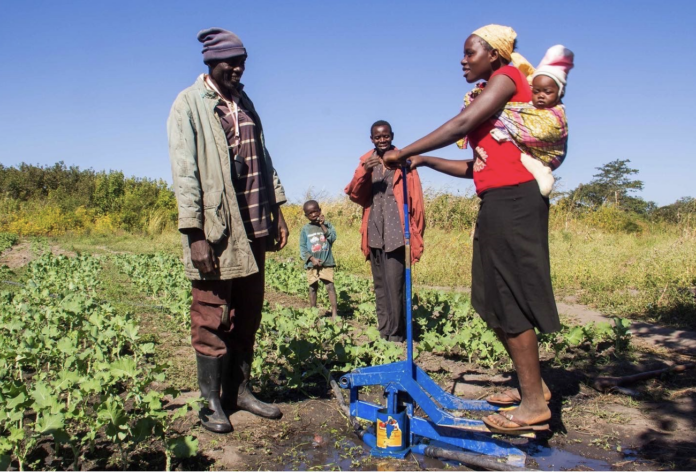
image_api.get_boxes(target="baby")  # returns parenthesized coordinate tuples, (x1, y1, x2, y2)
(516, 45, 574, 196)
(459, 45, 575, 196)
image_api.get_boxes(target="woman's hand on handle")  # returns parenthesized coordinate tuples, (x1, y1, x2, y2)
(408, 155, 428, 170)
(383, 149, 403, 168)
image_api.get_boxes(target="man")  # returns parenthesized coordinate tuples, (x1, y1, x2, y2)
(345, 121, 425, 342)
(167, 28, 288, 433)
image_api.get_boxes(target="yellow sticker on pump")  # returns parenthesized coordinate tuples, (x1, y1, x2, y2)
(376, 416, 403, 448)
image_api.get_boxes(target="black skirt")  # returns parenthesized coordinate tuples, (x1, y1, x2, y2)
(471, 180, 560, 334)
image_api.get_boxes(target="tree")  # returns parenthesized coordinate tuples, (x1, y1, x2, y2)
(653, 196, 696, 223)
(591, 159, 643, 206)
(570, 159, 645, 210)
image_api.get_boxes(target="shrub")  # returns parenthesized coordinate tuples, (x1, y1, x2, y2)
(0, 163, 177, 236)
(582, 205, 644, 234)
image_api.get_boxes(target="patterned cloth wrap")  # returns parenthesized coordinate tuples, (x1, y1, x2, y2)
(456, 83, 568, 170)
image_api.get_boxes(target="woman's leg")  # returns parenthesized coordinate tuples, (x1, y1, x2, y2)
(476, 183, 558, 426)
(484, 329, 551, 428)
(487, 328, 551, 404)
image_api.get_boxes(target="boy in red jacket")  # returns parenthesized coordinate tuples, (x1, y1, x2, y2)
(344, 121, 425, 342)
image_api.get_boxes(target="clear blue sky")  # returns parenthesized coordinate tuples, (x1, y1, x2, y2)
(1, 1, 694, 206)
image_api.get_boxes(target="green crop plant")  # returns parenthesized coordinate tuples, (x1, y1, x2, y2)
(111, 252, 192, 323)
(109, 252, 633, 389)
(0, 254, 197, 471)
(0, 233, 18, 253)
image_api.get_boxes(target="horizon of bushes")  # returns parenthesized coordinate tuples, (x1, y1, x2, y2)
(0, 161, 694, 237)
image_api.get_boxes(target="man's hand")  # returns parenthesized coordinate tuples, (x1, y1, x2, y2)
(318, 214, 325, 225)
(362, 152, 382, 171)
(188, 230, 217, 274)
(274, 207, 289, 250)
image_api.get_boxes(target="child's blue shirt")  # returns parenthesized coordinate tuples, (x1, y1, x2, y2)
(299, 222, 337, 269)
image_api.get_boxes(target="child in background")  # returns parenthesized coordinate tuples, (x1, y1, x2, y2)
(299, 200, 338, 318)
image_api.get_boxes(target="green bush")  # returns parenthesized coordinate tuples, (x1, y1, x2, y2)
(0, 233, 18, 252)
(0, 163, 177, 236)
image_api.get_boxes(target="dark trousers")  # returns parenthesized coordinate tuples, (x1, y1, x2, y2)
(190, 238, 266, 357)
(369, 246, 405, 342)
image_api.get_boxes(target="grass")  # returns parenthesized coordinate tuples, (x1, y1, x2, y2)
(280, 200, 696, 328)
(52, 230, 181, 255)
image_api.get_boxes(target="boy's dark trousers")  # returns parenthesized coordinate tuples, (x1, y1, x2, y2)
(369, 246, 406, 342)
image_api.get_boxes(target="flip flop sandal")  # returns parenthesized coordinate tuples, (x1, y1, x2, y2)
(486, 390, 521, 406)
(482, 412, 550, 433)
(486, 390, 551, 406)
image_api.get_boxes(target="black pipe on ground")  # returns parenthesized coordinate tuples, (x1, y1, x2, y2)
(423, 445, 534, 472)
(329, 376, 366, 438)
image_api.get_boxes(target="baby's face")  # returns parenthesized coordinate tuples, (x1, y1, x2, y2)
(532, 75, 561, 108)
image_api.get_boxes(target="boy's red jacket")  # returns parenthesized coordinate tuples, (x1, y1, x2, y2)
(344, 150, 425, 263)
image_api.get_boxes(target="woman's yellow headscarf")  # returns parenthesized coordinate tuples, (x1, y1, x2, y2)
(472, 24, 535, 81)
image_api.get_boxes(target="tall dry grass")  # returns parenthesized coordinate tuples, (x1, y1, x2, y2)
(27, 187, 692, 328)
(278, 192, 696, 327)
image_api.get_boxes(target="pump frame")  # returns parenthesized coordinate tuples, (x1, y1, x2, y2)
(338, 166, 529, 468)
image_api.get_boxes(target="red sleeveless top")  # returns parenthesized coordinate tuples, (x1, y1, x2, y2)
(469, 65, 534, 195)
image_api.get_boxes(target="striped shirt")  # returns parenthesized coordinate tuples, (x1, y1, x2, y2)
(208, 80, 272, 239)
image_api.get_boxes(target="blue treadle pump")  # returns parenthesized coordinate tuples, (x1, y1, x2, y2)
(338, 166, 529, 467)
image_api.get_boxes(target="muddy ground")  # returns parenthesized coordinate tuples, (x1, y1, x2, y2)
(2, 242, 696, 471)
(133, 284, 696, 471)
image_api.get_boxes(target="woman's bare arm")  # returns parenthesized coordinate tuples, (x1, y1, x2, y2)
(410, 155, 473, 179)
(385, 74, 516, 166)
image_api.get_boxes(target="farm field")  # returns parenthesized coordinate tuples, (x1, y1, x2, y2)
(1, 228, 695, 471)
(2, 0, 695, 469)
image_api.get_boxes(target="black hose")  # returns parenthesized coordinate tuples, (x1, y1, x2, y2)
(328, 373, 366, 439)
(423, 445, 534, 472)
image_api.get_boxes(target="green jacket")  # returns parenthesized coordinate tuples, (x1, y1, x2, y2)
(167, 75, 286, 280)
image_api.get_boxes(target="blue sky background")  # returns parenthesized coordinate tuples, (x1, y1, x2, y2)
(1, 0, 694, 206)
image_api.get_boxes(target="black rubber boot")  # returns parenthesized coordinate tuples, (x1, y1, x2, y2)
(221, 352, 235, 410)
(222, 352, 282, 419)
(196, 353, 232, 433)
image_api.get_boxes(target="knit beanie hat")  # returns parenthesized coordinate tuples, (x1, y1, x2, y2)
(532, 45, 575, 95)
(197, 27, 246, 64)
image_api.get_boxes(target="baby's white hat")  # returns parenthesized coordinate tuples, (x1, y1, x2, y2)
(532, 45, 575, 95)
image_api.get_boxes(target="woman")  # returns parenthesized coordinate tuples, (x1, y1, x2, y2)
(384, 24, 560, 432)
